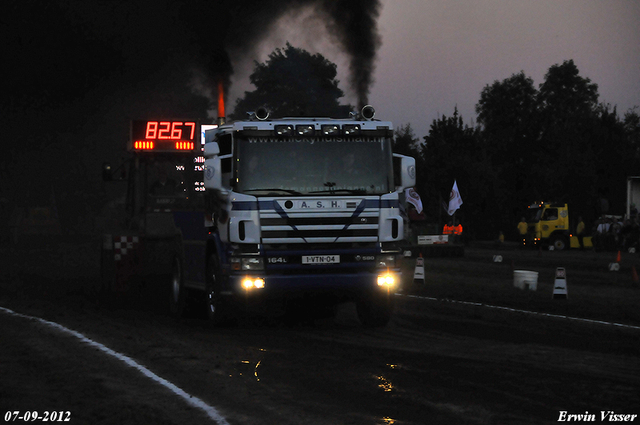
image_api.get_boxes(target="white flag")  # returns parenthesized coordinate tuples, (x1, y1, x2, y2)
(447, 180, 463, 216)
(405, 188, 423, 214)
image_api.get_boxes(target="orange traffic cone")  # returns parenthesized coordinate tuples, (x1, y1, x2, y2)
(616, 251, 621, 263)
(413, 253, 425, 284)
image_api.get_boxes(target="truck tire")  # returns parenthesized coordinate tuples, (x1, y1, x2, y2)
(205, 253, 233, 325)
(551, 235, 568, 251)
(97, 245, 117, 306)
(169, 256, 187, 317)
(356, 289, 395, 327)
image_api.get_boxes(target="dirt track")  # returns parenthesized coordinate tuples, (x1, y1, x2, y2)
(1, 240, 639, 424)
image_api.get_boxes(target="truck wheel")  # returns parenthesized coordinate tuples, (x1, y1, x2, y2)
(97, 245, 116, 306)
(205, 253, 233, 325)
(169, 256, 187, 317)
(97, 246, 109, 298)
(551, 235, 568, 251)
(356, 289, 395, 328)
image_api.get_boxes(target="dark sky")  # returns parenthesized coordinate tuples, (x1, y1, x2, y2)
(7, 0, 639, 142)
(370, 0, 640, 136)
(4, 0, 639, 229)
(4, 0, 216, 213)
(222, 1, 640, 138)
(5, 0, 382, 122)
(7, 1, 210, 116)
(2, 0, 383, 219)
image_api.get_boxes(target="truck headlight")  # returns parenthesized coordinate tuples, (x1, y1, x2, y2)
(242, 277, 265, 290)
(241, 257, 264, 271)
(377, 273, 396, 287)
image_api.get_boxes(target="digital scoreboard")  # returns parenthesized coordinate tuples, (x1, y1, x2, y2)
(130, 120, 200, 152)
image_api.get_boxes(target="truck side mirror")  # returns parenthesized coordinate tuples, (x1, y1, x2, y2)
(204, 142, 222, 190)
(203, 142, 220, 158)
(393, 154, 416, 190)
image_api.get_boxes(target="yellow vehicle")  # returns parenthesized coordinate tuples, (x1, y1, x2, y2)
(526, 202, 592, 250)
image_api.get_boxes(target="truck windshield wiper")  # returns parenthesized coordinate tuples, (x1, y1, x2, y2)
(243, 188, 303, 195)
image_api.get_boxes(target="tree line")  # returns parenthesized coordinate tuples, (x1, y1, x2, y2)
(393, 60, 640, 241)
(8, 43, 636, 240)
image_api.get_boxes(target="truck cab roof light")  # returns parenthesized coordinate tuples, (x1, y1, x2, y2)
(343, 124, 361, 136)
(255, 107, 270, 121)
(361, 105, 375, 120)
(295, 125, 315, 136)
(275, 125, 294, 136)
(321, 124, 341, 136)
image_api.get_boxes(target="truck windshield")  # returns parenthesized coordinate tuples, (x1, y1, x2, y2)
(527, 208, 542, 223)
(235, 136, 394, 196)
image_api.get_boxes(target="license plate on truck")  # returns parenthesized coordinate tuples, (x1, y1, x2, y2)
(302, 255, 340, 264)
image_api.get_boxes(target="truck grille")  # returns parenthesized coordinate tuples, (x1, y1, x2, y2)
(258, 199, 380, 244)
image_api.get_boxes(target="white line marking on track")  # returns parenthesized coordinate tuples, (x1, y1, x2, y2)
(0, 306, 230, 425)
(396, 293, 640, 331)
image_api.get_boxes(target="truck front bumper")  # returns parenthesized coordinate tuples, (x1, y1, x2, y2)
(224, 270, 400, 298)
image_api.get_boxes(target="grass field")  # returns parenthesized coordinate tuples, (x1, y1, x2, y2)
(401, 244, 640, 327)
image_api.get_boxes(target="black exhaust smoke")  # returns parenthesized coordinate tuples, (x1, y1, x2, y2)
(190, 0, 382, 113)
(320, 0, 382, 109)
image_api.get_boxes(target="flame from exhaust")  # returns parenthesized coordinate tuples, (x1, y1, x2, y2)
(217, 79, 225, 121)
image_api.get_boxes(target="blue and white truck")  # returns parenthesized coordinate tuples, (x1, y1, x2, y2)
(197, 106, 416, 326)
(100, 108, 415, 327)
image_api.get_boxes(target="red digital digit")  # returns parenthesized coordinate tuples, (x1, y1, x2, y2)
(185, 122, 196, 140)
(171, 122, 183, 139)
(158, 121, 171, 139)
(145, 121, 158, 139)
